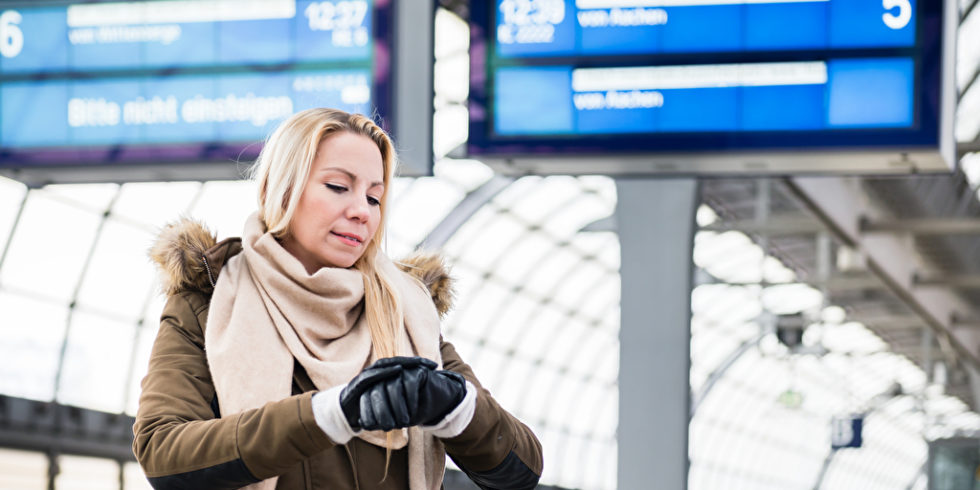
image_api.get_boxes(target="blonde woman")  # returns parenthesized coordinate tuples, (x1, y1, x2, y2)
(134, 108, 542, 489)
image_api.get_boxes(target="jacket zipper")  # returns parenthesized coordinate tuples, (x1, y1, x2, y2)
(302, 459, 312, 489)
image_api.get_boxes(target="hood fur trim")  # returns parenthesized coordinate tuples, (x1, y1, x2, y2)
(150, 218, 455, 316)
(149, 218, 217, 296)
(396, 252, 455, 319)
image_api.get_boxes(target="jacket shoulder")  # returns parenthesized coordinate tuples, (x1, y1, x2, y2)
(149, 218, 241, 296)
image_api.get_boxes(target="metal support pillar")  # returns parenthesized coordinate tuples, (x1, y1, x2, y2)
(615, 178, 699, 490)
(812, 449, 837, 490)
(47, 451, 58, 490)
(968, 366, 980, 414)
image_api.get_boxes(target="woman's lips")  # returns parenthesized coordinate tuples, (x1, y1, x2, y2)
(331, 231, 363, 246)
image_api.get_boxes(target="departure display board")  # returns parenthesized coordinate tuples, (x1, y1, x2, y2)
(468, 0, 957, 174)
(0, 0, 393, 176)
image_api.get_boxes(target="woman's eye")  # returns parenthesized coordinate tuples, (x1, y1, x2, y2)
(325, 183, 347, 193)
(367, 196, 381, 206)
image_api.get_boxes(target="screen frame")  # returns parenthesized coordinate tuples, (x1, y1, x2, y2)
(466, 0, 955, 175)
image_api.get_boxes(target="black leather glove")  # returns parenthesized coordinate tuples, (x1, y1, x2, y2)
(338, 361, 404, 431)
(359, 356, 467, 431)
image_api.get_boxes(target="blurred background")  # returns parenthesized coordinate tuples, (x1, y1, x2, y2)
(1, 1, 980, 489)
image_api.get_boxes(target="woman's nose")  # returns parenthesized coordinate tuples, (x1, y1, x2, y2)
(346, 197, 370, 222)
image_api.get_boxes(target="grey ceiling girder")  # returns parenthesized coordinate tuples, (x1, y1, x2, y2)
(961, 2, 980, 101)
(810, 275, 885, 291)
(0, 395, 135, 462)
(811, 449, 837, 490)
(862, 217, 980, 235)
(0, 394, 562, 490)
(952, 313, 980, 329)
(0, 191, 29, 278)
(849, 315, 928, 330)
(690, 330, 767, 416)
(964, 0, 979, 24)
(961, 67, 980, 103)
(958, 140, 980, 157)
(694, 269, 884, 291)
(416, 175, 514, 250)
(914, 273, 980, 288)
(956, 138, 980, 156)
(901, 462, 927, 490)
(700, 215, 824, 234)
(785, 177, 980, 376)
(579, 215, 617, 233)
(52, 187, 123, 403)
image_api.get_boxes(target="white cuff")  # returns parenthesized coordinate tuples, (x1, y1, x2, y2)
(422, 381, 477, 439)
(312, 384, 360, 444)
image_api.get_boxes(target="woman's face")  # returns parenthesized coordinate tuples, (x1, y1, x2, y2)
(282, 131, 385, 273)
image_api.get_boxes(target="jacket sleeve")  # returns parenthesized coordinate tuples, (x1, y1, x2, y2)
(132, 292, 335, 489)
(440, 339, 543, 490)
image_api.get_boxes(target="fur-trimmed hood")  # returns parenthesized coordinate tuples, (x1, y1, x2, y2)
(149, 218, 455, 317)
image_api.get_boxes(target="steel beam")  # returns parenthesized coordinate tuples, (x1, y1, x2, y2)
(850, 315, 928, 330)
(579, 215, 617, 233)
(53, 187, 122, 402)
(915, 273, 980, 288)
(964, 0, 979, 20)
(958, 139, 980, 158)
(786, 177, 980, 374)
(417, 175, 514, 250)
(961, 68, 980, 104)
(812, 449, 837, 490)
(902, 462, 926, 490)
(861, 217, 980, 235)
(0, 396, 135, 462)
(969, 366, 980, 416)
(0, 394, 551, 490)
(952, 313, 980, 329)
(700, 215, 825, 234)
(0, 190, 30, 278)
(690, 330, 767, 415)
(694, 273, 885, 291)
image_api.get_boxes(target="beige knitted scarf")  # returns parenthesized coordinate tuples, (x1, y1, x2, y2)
(205, 212, 446, 490)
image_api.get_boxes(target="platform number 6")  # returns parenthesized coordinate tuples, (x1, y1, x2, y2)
(0, 10, 23, 58)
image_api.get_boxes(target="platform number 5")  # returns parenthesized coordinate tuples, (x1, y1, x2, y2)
(882, 0, 912, 30)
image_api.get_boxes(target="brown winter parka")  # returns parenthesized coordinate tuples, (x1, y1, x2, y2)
(132, 219, 543, 489)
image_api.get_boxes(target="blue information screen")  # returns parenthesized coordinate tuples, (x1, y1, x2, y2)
(0, 0, 390, 166)
(495, 0, 916, 57)
(469, 0, 947, 158)
(2, 70, 372, 147)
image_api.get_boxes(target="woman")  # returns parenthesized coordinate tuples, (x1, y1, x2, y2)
(134, 108, 542, 489)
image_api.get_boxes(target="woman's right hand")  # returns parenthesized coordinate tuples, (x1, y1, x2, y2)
(338, 360, 406, 430)
(356, 357, 467, 432)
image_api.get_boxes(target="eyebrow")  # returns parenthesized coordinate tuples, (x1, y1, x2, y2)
(321, 167, 384, 189)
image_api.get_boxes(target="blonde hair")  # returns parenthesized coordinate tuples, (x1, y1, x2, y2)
(249, 108, 403, 363)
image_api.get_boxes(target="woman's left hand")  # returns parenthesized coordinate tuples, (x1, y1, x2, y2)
(358, 356, 467, 432)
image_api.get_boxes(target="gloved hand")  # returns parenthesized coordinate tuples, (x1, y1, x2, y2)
(358, 356, 468, 432)
(338, 360, 404, 431)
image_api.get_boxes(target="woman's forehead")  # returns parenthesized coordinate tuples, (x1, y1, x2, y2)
(313, 133, 384, 184)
